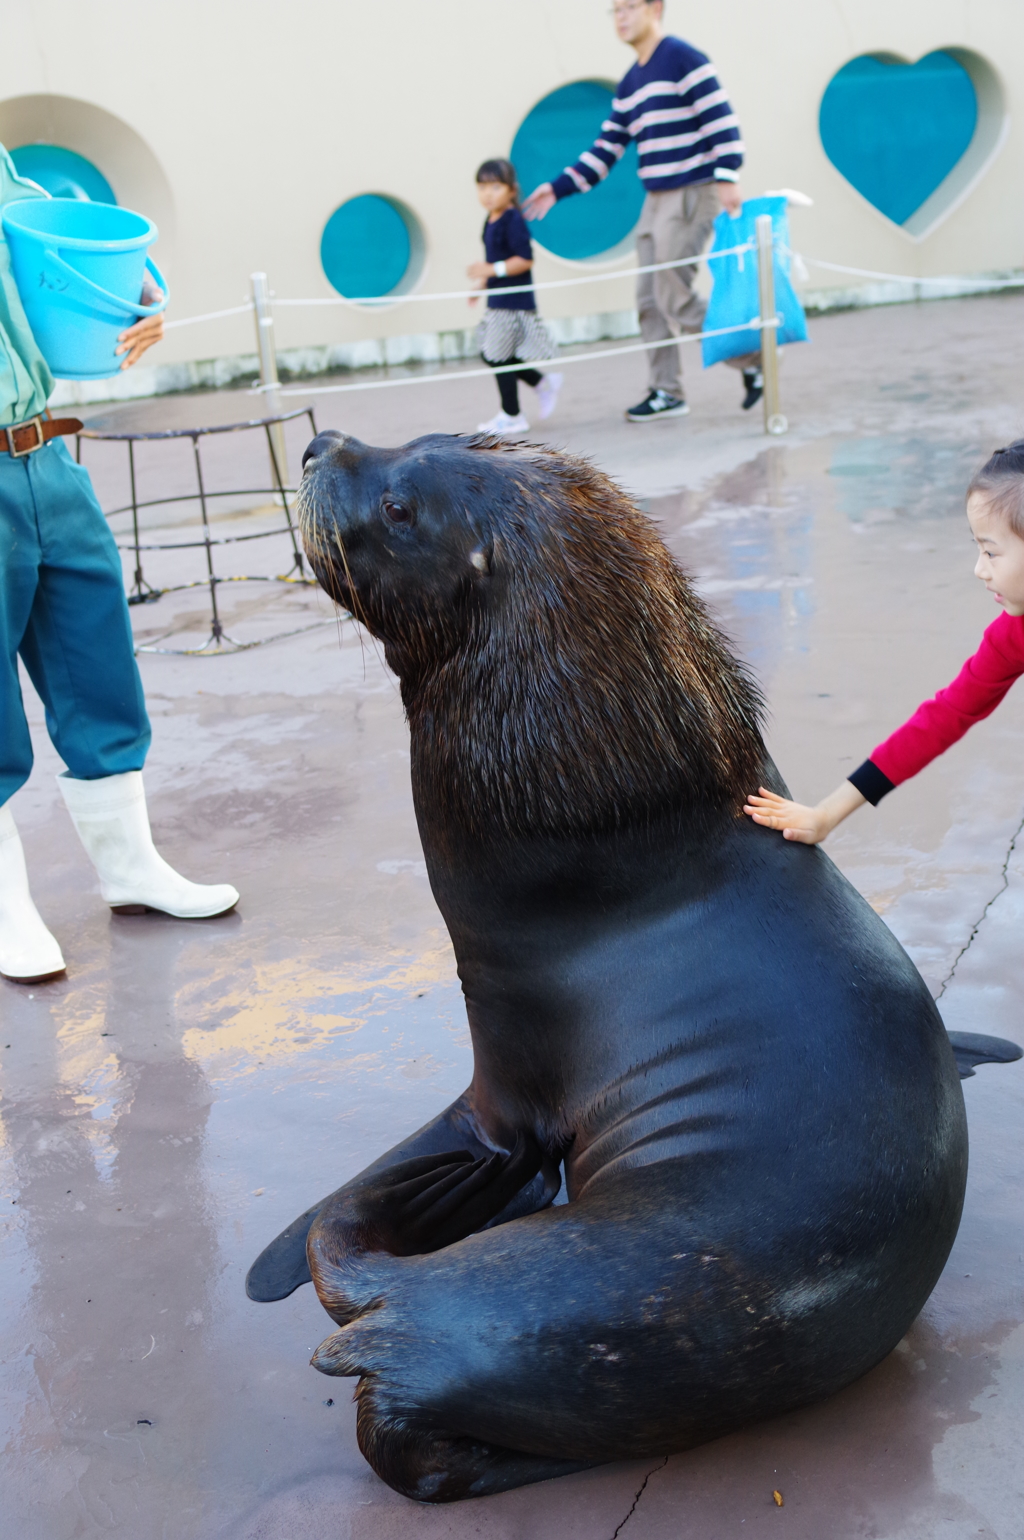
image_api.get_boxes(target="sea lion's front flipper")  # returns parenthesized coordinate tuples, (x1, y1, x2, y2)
(947, 1030, 1023, 1079)
(246, 1094, 486, 1300)
(402, 1132, 544, 1253)
(251, 1137, 547, 1303)
(246, 1197, 329, 1301)
(313, 1134, 545, 1261)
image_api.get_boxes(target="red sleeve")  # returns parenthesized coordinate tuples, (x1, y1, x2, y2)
(871, 611, 1024, 785)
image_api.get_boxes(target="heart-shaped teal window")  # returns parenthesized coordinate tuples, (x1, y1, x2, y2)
(819, 52, 977, 227)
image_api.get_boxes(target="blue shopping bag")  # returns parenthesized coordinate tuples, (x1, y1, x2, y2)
(702, 196, 808, 367)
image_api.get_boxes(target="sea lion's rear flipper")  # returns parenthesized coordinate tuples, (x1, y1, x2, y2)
(947, 1030, 1023, 1079)
(246, 1198, 327, 1302)
(310, 1345, 599, 1502)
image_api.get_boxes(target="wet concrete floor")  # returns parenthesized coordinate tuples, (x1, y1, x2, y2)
(2, 293, 1024, 1539)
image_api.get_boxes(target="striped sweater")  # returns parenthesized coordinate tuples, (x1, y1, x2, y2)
(550, 36, 744, 202)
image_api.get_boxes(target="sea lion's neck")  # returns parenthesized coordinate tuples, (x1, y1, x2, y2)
(416, 807, 746, 998)
(404, 645, 764, 848)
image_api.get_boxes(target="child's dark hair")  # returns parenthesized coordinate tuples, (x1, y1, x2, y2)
(967, 441, 1024, 537)
(476, 158, 520, 200)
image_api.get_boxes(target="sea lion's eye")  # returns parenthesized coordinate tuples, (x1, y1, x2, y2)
(381, 498, 414, 527)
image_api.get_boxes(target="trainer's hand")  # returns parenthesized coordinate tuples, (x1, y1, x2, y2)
(743, 788, 830, 843)
(716, 180, 743, 216)
(522, 183, 556, 221)
(116, 279, 165, 369)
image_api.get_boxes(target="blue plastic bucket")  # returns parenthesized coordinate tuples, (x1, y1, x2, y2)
(1, 198, 168, 379)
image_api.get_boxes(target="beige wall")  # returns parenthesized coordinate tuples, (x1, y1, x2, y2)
(1, 0, 1021, 376)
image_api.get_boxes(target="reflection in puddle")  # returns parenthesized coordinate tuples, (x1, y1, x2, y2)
(648, 435, 991, 689)
(828, 437, 983, 524)
(651, 447, 814, 680)
(71, 1053, 127, 1181)
(179, 937, 463, 1083)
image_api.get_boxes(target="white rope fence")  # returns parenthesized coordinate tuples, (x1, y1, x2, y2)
(158, 232, 1023, 441)
(797, 254, 1024, 291)
(163, 243, 754, 329)
(164, 248, 1023, 332)
(163, 301, 257, 331)
(251, 319, 777, 400)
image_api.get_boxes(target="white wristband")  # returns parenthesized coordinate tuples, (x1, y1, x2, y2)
(493, 260, 507, 278)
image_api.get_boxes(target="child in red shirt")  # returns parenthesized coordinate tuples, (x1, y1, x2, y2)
(744, 442, 1024, 843)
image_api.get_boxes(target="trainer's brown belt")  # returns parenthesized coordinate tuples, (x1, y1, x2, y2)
(1, 414, 84, 458)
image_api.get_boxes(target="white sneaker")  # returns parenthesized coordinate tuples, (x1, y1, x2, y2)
(476, 411, 530, 436)
(0, 805, 66, 983)
(58, 771, 239, 919)
(533, 373, 563, 422)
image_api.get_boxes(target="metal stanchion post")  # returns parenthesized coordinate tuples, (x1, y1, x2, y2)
(251, 271, 290, 487)
(755, 215, 788, 436)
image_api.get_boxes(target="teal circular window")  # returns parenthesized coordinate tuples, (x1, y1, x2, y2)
(819, 53, 977, 227)
(511, 80, 644, 261)
(9, 143, 116, 203)
(320, 193, 424, 300)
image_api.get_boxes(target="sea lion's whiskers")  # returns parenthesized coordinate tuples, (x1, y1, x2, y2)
(299, 477, 365, 662)
(307, 481, 398, 690)
(328, 524, 394, 687)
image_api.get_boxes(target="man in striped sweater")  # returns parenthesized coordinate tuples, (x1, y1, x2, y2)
(523, 0, 761, 421)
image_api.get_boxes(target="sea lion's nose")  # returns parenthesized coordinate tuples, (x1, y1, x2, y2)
(302, 429, 348, 472)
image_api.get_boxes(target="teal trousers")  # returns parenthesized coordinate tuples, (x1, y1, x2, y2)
(0, 437, 150, 806)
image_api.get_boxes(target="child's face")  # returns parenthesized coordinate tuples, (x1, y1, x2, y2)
(477, 179, 515, 215)
(969, 493, 1024, 617)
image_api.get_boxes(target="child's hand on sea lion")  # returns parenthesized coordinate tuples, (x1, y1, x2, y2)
(743, 783, 866, 844)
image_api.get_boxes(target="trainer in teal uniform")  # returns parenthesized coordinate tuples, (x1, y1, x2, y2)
(0, 145, 237, 985)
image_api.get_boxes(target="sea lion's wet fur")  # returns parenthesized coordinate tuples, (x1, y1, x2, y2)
(300, 434, 765, 841)
(247, 430, 969, 1504)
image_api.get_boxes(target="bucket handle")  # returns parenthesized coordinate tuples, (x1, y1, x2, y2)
(40, 250, 169, 320)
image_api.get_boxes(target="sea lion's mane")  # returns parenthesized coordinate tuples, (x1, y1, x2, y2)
(305, 435, 765, 841)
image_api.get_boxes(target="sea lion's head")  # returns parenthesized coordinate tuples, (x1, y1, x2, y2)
(299, 430, 500, 664)
(299, 430, 766, 837)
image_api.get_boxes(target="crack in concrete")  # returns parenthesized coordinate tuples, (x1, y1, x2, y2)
(936, 806, 1024, 1000)
(609, 1455, 669, 1540)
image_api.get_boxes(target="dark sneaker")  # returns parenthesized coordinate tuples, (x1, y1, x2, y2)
(741, 369, 764, 411)
(626, 389, 690, 422)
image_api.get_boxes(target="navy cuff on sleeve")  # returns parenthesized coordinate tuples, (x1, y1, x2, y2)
(847, 759, 895, 807)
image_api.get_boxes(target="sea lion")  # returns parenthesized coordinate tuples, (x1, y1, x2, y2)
(247, 430, 970, 1504)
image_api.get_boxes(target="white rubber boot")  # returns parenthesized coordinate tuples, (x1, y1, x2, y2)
(57, 771, 239, 919)
(0, 804, 66, 982)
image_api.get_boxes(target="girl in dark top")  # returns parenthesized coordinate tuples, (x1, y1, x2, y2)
(467, 158, 562, 436)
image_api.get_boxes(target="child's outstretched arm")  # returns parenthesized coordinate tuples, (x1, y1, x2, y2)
(747, 608, 1024, 844)
(743, 782, 866, 844)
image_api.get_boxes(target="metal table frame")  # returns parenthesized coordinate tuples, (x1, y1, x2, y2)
(76, 406, 323, 655)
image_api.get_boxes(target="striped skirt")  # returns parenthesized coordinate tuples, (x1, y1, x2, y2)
(477, 308, 557, 365)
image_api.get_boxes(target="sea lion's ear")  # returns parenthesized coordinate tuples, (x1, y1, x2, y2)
(470, 543, 492, 576)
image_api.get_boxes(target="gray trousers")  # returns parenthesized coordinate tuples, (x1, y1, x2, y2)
(636, 183, 759, 399)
